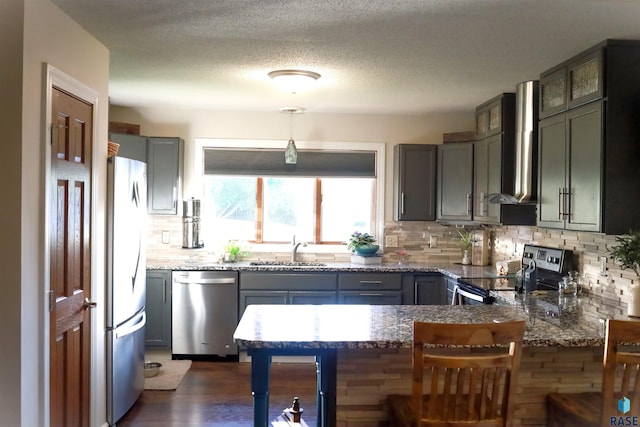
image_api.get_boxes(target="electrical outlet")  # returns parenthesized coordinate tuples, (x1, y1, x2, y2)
(385, 235, 398, 247)
(162, 230, 170, 244)
(429, 236, 438, 248)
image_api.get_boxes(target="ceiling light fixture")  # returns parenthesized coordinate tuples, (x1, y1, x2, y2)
(268, 69, 321, 94)
(280, 107, 305, 164)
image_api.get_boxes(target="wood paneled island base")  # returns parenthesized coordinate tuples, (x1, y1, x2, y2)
(337, 346, 603, 427)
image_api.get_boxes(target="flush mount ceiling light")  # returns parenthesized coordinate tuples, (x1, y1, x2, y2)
(280, 107, 305, 164)
(268, 69, 321, 94)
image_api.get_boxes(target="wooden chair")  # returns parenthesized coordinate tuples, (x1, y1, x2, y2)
(546, 319, 640, 427)
(387, 320, 525, 427)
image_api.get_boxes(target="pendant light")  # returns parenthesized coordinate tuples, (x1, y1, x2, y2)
(281, 107, 304, 164)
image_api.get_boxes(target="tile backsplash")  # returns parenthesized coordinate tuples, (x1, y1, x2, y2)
(146, 215, 636, 305)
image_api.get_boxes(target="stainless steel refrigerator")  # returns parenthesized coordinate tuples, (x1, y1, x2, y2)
(106, 156, 147, 426)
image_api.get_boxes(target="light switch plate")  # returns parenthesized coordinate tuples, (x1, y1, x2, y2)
(385, 235, 398, 247)
(162, 230, 170, 244)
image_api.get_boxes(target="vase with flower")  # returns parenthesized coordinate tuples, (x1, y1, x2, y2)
(348, 231, 379, 256)
(456, 229, 474, 265)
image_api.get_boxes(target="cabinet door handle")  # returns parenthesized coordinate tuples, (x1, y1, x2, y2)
(359, 293, 383, 296)
(466, 193, 472, 215)
(558, 187, 563, 220)
(565, 187, 571, 220)
(401, 192, 405, 215)
(359, 280, 383, 285)
(163, 279, 167, 303)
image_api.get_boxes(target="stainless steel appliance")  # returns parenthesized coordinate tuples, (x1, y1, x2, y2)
(182, 197, 204, 248)
(518, 244, 574, 293)
(106, 156, 147, 426)
(172, 271, 238, 358)
(450, 244, 574, 304)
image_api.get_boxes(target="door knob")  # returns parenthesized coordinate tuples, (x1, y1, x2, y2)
(83, 298, 97, 310)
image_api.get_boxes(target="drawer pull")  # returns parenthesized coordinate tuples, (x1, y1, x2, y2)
(359, 280, 383, 285)
(359, 293, 383, 296)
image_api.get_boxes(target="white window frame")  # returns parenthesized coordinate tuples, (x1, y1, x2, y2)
(193, 138, 385, 254)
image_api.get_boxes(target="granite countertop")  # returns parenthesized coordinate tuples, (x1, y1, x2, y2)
(232, 302, 613, 349)
(147, 259, 511, 280)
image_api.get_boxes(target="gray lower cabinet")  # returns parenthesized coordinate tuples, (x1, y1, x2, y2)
(238, 272, 338, 317)
(412, 274, 448, 305)
(338, 272, 402, 305)
(145, 270, 172, 348)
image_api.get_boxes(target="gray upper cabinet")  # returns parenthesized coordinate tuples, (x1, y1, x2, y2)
(393, 144, 437, 221)
(147, 137, 184, 215)
(109, 133, 184, 215)
(436, 143, 473, 222)
(109, 133, 147, 162)
(538, 101, 602, 231)
(473, 93, 536, 226)
(537, 39, 640, 234)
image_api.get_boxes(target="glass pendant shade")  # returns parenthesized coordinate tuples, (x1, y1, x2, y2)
(285, 138, 298, 164)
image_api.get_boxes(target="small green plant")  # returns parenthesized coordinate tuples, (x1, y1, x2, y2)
(347, 231, 376, 253)
(609, 230, 640, 279)
(456, 229, 475, 251)
(223, 240, 249, 261)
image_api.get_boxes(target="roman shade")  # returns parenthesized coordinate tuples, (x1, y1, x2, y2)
(203, 148, 376, 177)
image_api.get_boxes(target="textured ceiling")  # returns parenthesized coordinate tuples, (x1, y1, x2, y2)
(51, 0, 640, 114)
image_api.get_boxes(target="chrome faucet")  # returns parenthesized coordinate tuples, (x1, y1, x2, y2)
(291, 235, 307, 263)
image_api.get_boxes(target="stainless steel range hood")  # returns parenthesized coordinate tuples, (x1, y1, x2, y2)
(513, 80, 539, 203)
(487, 80, 539, 205)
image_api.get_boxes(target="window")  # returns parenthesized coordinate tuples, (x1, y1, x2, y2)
(195, 139, 385, 249)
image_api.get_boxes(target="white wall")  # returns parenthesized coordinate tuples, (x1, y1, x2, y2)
(0, 1, 25, 426)
(0, 0, 109, 426)
(109, 107, 475, 219)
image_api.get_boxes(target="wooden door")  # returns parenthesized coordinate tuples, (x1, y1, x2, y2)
(49, 86, 93, 427)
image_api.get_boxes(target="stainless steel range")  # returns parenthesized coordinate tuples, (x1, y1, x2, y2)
(451, 244, 574, 305)
(518, 244, 574, 293)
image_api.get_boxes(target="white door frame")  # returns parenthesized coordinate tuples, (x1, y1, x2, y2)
(44, 63, 103, 427)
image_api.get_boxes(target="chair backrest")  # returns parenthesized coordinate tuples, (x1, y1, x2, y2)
(412, 320, 525, 427)
(601, 319, 640, 425)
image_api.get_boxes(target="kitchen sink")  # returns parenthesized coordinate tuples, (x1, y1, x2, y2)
(249, 261, 327, 267)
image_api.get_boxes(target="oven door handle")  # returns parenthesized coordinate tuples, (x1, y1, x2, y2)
(451, 285, 485, 305)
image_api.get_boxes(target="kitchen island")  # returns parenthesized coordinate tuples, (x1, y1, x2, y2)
(234, 295, 626, 427)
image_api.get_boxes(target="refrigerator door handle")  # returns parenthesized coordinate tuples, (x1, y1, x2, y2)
(115, 312, 146, 339)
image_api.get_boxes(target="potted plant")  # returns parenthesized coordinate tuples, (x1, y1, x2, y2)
(609, 230, 640, 317)
(348, 231, 379, 255)
(456, 229, 474, 265)
(223, 240, 248, 263)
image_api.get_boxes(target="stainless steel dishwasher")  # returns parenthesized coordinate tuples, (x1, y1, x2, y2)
(171, 270, 238, 358)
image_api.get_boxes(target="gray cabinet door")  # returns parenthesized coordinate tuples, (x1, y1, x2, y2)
(239, 290, 288, 318)
(538, 114, 567, 229)
(289, 291, 337, 305)
(145, 270, 171, 348)
(414, 275, 447, 305)
(147, 137, 183, 214)
(437, 143, 473, 221)
(109, 133, 147, 162)
(566, 101, 602, 232)
(394, 144, 436, 221)
(338, 291, 402, 305)
(538, 101, 602, 231)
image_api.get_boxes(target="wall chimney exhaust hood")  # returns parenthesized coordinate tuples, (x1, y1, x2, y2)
(487, 80, 539, 205)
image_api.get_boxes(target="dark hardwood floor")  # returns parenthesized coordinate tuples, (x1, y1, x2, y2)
(117, 360, 318, 426)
